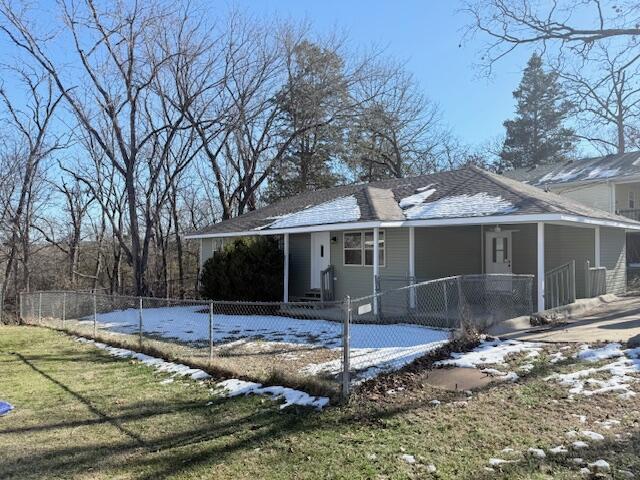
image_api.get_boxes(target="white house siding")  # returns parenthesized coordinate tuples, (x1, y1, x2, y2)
(330, 228, 409, 300)
(544, 224, 596, 299)
(600, 227, 627, 294)
(550, 183, 613, 213)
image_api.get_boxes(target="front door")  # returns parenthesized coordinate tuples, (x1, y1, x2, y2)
(485, 231, 513, 274)
(310, 232, 331, 289)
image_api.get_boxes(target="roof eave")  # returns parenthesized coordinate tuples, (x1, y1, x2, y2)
(184, 213, 640, 239)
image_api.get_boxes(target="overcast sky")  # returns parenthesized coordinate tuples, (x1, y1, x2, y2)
(228, 0, 532, 148)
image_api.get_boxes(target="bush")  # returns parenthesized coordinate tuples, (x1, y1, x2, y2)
(200, 237, 284, 301)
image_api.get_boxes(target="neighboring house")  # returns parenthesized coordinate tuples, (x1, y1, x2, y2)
(502, 152, 640, 220)
(186, 166, 640, 313)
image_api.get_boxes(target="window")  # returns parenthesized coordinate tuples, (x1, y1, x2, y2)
(344, 230, 385, 266)
(629, 191, 636, 209)
(492, 237, 508, 263)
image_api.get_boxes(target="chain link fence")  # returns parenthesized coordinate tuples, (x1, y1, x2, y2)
(20, 273, 534, 400)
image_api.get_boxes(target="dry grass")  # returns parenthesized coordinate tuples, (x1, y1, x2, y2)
(2, 325, 640, 479)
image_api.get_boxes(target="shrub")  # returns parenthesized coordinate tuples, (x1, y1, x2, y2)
(200, 237, 284, 301)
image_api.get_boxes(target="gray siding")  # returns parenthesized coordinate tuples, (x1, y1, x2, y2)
(600, 227, 626, 294)
(415, 226, 482, 279)
(545, 224, 595, 299)
(330, 228, 409, 300)
(289, 233, 311, 297)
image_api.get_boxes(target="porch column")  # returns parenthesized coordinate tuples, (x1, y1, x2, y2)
(537, 222, 545, 312)
(283, 233, 290, 303)
(373, 227, 380, 314)
(409, 227, 416, 308)
(594, 226, 601, 267)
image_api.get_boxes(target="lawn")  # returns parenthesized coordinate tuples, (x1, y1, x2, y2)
(1, 325, 639, 479)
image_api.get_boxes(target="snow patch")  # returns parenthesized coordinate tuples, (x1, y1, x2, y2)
(265, 196, 360, 229)
(436, 339, 544, 369)
(576, 343, 624, 362)
(399, 186, 436, 209)
(585, 167, 620, 180)
(403, 193, 517, 220)
(213, 379, 329, 410)
(76, 337, 211, 380)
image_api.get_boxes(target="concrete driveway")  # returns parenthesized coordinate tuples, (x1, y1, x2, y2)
(506, 295, 640, 344)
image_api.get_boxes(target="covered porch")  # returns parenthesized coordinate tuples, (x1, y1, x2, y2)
(284, 219, 628, 314)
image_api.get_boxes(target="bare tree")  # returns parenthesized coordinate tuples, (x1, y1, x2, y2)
(561, 44, 640, 154)
(464, 0, 640, 71)
(0, 68, 63, 301)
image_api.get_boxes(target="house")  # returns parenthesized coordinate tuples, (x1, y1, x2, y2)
(502, 151, 640, 266)
(502, 152, 640, 219)
(186, 166, 640, 313)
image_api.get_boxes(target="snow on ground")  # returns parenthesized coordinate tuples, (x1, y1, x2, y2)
(435, 339, 544, 369)
(304, 338, 449, 383)
(77, 337, 329, 410)
(213, 379, 329, 410)
(79, 305, 451, 382)
(76, 337, 212, 380)
(402, 192, 517, 220)
(264, 195, 360, 230)
(547, 344, 640, 399)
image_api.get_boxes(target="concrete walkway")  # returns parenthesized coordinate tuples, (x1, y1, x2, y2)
(505, 295, 640, 345)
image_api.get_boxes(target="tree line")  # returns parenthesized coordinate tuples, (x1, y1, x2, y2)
(0, 0, 639, 305)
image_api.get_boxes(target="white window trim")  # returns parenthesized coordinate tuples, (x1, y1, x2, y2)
(343, 230, 386, 267)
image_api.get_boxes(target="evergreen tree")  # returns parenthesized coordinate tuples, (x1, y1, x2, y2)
(500, 53, 575, 169)
(264, 41, 346, 203)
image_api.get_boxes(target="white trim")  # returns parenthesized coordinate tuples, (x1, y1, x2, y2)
(537, 222, 545, 312)
(594, 226, 601, 267)
(373, 227, 380, 314)
(185, 212, 640, 240)
(610, 181, 616, 213)
(283, 233, 289, 303)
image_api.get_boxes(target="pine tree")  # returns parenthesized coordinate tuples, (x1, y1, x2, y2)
(264, 41, 346, 203)
(500, 53, 575, 169)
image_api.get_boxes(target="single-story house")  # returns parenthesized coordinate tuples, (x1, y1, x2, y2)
(186, 166, 640, 312)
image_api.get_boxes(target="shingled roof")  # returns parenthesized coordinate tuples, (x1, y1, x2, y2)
(501, 151, 640, 187)
(187, 166, 640, 238)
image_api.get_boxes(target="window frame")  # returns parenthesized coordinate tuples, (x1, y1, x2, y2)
(343, 230, 386, 267)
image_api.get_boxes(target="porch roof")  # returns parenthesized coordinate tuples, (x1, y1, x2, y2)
(186, 166, 640, 239)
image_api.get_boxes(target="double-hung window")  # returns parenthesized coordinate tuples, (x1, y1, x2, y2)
(344, 230, 385, 266)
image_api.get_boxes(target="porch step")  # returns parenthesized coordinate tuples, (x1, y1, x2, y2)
(291, 289, 322, 303)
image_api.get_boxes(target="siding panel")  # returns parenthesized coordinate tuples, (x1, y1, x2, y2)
(545, 225, 595, 298)
(551, 183, 612, 213)
(600, 227, 626, 294)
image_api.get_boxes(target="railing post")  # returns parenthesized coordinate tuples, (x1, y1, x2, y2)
(38, 292, 42, 325)
(62, 292, 66, 329)
(341, 296, 351, 402)
(209, 302, 214, 361)
(585, 260, 591, 298)
(93, 293, 97, 337)
(570, 260, 576, 303)
(138, 297, 143, 349)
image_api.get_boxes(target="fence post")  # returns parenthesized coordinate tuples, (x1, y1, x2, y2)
(0, 284, 3, 325)
(62, 292, 66, 329)
(138, 297, 143, 349)
(456, 276, 464, 328)
(18, 291, 23, 323)
(209, 302, 214, 361)
(38, 292, 42, 325)
(341, 296, 351, 402)
(570, 260, 576, 303)
(93, 293, 97, 337)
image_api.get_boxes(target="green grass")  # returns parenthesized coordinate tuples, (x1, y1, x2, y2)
(1, 326, 639, 479)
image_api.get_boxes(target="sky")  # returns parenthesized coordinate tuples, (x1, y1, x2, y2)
(228, 0, 531, 147)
